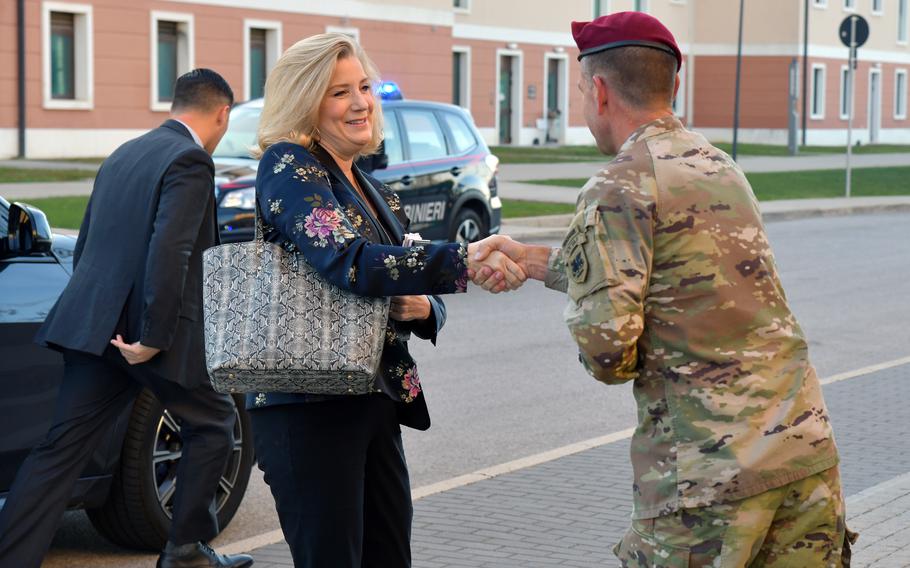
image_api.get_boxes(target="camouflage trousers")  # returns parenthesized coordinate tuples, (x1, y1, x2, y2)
(613, 466, 857, 567)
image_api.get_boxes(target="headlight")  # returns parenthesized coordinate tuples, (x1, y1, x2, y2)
(220, 187, 256, 210)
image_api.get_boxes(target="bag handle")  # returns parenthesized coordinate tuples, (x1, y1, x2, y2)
(254, 188, 299, 272)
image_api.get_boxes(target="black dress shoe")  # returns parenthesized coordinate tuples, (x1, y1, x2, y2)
(156, 541, 254, 568)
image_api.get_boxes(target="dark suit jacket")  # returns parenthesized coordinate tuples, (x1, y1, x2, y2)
(36, 120, 218, 388)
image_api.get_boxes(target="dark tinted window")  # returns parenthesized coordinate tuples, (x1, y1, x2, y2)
(157, 21, 179, 102)
(401, 109, 447, 161)
(50, 12, 75, 99)
(382, 112, 404, 166)
(443, 112, 477, 154)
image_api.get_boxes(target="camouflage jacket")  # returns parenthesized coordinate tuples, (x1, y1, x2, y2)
(545, 116, 838, 519)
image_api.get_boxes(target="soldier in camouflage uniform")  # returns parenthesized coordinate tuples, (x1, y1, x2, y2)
(473, 11, 855, 567)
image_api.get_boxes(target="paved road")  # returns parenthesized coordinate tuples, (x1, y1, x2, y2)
(42, 212, 910, 567)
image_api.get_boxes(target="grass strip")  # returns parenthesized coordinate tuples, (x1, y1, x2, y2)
(518, 166, 910, 201)
(0, 168, 95, 183)
(501, 199, 576, 218)
(11, 195, 90, 229)
(491, 143, 910, 164)
(12, 195, 577, 228)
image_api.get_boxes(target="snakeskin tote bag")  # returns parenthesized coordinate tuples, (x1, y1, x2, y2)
(201, 206, 389, 395)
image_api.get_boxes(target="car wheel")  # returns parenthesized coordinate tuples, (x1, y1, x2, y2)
(87, 389, 253, 551)
(450, 208, 487, 244)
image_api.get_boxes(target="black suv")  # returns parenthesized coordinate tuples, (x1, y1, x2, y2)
(0, 197, 254, 550)
(212, 97, 502, 244)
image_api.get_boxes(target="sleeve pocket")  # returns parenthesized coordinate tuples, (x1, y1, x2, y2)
(563, 206, 619, 304)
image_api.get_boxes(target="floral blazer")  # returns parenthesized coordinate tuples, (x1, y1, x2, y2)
(244, 142, 469, 430)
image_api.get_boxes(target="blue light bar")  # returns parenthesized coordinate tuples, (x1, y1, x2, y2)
(379, 81, 403, 100)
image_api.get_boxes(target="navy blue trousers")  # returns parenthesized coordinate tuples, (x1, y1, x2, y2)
(251, 395, 413, 568)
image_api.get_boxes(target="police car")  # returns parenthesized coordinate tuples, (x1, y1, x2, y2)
(212, 84, 502, 244)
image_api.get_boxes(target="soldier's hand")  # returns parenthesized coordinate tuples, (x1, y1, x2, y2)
(467, 237, 526, 293)
(111, 335, 161, 365)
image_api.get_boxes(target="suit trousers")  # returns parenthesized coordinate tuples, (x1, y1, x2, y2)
(251, 395, 413, 568)
(0, 346, 235, 568)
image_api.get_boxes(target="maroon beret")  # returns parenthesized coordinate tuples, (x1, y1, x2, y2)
(572, 11, 682, 70)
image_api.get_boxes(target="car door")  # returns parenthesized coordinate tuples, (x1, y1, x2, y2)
(396, 107, 456, 240)
(369, 109, 414, 218)
(0, 220, 71, 491)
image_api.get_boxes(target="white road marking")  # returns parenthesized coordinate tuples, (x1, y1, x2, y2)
(227, 356, 910, 553)
(818, 355, 910, 386)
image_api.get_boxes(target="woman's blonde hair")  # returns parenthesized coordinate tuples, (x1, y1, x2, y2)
(254, 33, 384, 158)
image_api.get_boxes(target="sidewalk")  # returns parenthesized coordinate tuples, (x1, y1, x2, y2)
(244, 362, 910, 567)
(496, 152, 910, 182)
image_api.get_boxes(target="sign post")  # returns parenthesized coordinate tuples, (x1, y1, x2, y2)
(839, 14, 869, 198)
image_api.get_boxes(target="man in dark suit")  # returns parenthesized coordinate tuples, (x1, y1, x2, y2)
(0, 69, 253, 568)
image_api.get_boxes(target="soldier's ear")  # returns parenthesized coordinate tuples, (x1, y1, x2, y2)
(592, 75, 611, 115)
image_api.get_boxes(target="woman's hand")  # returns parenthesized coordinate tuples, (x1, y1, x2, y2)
(467, 236, 527, 293)
(390, 295, 432, 321)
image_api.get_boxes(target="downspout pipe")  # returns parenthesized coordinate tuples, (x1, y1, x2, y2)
(17, 0, 26, 158)
(802, 0, 809, 148)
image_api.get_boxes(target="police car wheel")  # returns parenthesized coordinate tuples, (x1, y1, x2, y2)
(450, 209, 487, 243)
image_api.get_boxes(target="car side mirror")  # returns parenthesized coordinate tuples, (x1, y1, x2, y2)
(7, 202, 53, 256)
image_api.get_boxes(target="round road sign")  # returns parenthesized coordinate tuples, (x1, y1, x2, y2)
(840, 14, 870, 48)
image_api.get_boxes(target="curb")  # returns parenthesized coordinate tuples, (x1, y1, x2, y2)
(501, 202, 910, 241)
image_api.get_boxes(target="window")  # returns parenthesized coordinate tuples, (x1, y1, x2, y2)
(454, 0, 470, 12)
(895, 69, 908, 119)
(843, 0, 855, 10)
(900, 0, 909, 43)
(840, 65, 851, 119)
(873, 0, 884, 14)
(157, 22, 179, 102)
(443, 113, 477, 154)
(212, 104, 261, 159)
(811, 64, 826, 119)
(593, 0, 610, 17)
(151, 12, 194, 111)
(244, 20, 281, 101)
(401, 110, 447, 161)
(249, 30, 266, 99)
(382, 112, 404, 166)
(634, 0, 649, 11)
(452, 47, 470, 109)
(50, 13, 74, 100)
(42, 2, 93, 109)
(813, 0, 828, 7)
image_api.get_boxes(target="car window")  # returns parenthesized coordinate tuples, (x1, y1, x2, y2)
(443, 113, 477, 154)
(383, 112, 404, 166)
(401, 109, 447, 161)
(213, 105, 262, 159)
(0, 203, 7, 236)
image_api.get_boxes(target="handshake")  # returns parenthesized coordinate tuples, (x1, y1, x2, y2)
(466, 235, 549, 293)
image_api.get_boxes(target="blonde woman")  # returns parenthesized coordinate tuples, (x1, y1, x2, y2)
(248, 33, 523, 567)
